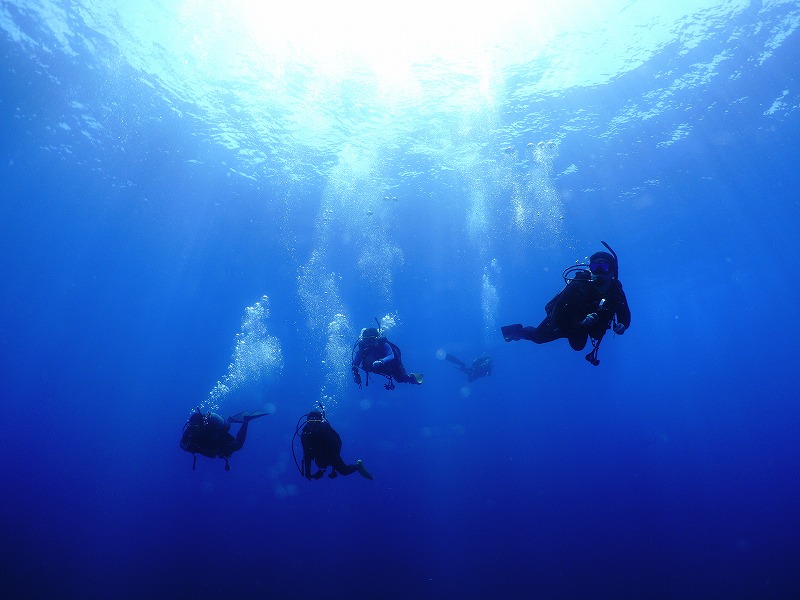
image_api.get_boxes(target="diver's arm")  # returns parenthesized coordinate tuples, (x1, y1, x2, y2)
(370, 342, 395, 370)
(613, 283, 632, 328)
(352, 347, 364, 368)
(378, 342, 394, 364)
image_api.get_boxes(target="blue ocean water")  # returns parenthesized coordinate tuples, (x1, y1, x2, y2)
(2, 2, 800, 598)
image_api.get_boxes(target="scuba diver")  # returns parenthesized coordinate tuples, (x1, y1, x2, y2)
(351, 324, 423, 390)
(292, 407, 373, 481)
(445, 354, 492, 382)
(501, 241, 631, 366)
(179, 407, 269, 470)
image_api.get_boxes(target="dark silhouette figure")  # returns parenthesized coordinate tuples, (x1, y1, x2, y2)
(352, 327, 423, 390)
(502, 243, 631, 366)
(445, 354, 492, 382)
(297, 410, 373, 481)
(179, 407, 267, 470)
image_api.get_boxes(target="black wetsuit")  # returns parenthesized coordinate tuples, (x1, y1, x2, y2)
(300, 420, 359, 479)
(352, 338, 417, 384)
(180, 414, 249, 460)
(523, 274, 631, 351)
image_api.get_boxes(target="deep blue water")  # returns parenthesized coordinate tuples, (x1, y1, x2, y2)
(2, 2, 800, 599)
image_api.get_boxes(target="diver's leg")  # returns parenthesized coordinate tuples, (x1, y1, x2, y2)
(308, 457, 326, 479)
(568, 332, 589, 351)
(389, 363, 413, 383)
(522, 317, 561, 344)
(445, 354, 466, 369)
(229, 420, 249, 453)
(331, 456, 359, 476)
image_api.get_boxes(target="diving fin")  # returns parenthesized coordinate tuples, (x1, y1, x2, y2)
(228, 410, 270, 424)
(357, 460, 374, 480)
(243, 410, 270, 422)
(501, 324, 524, 342)
(410, 373, 424, 384)
(444, 354, 466, 368)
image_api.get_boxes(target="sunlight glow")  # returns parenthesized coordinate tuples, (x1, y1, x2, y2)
(171, 0, 741, 104)
(177, 0, 581, 92)
(41, 0, 754, 164)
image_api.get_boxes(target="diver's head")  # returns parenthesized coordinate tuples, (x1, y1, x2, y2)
(589, 251, 617, 280)
(181, 419, 202, 442)
(360, 327, 380, 347)
(179, 431, 197, 451)
(307, 410, 324, 422)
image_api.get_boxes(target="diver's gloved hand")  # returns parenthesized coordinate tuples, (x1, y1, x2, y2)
(352, 366, 362, 386)
(581, 313, 598, 327)
(372, 359, 383, 369)
(501, 324, 524, 342)
(613, 322, 627, 335)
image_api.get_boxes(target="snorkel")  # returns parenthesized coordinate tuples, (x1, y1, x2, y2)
(600, 240, 619, 278)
